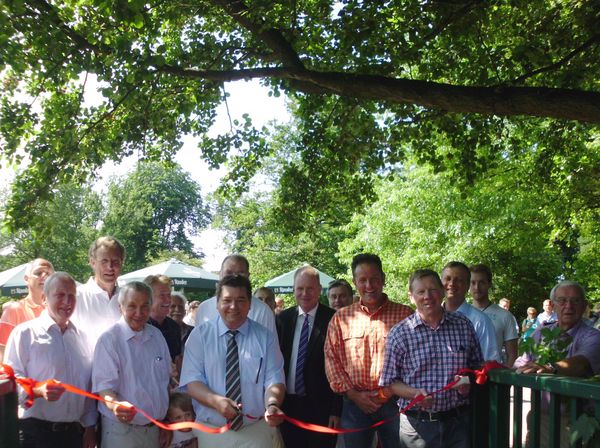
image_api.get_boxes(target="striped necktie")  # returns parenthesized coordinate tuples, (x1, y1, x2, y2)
(225, 330, 243, 430)
(295, 313, 310, 396)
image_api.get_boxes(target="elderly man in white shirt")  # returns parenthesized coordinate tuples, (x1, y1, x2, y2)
(4, 272, 97, 448)
(92, 281, 171, 448)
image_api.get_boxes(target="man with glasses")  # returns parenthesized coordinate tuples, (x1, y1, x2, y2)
(514, 280, 600, 376)
(514, 281, 600, 446)
(72, 236, 126, 349)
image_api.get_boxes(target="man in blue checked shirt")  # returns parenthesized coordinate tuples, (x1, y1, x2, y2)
(379, 269, 482, 448)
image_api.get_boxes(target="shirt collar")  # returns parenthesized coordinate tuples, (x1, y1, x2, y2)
(297, 304, 319, 318)
(358, 295, 389, 316)
(117, 315, 150, 341)
(217, 316, 250, 337)
(456, 300, 469, 313)
(38, 309, 77, 334)
(23, 296, 44, 311)
(565, 319, 586, 337)
(85, 276, 120, 298)
(410, 309, 447, 330)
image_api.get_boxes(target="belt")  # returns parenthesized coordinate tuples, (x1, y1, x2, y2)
(405, 405, 469, 422)
(26, 418, 83, 432)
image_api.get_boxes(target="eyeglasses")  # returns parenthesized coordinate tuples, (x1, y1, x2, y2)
(553, 297, 584, 306)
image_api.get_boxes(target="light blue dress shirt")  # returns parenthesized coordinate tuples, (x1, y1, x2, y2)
(456, 301, 501, 362)
(180, 317, 285, 427)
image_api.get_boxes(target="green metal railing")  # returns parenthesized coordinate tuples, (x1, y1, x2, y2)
(0, 377, 18, 448)
(473, 368, 600, 448)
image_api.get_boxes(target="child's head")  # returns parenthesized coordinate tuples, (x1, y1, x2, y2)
(167, 392, 195, 431)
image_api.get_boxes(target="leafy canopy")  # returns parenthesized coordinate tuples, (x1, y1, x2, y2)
(1, 0, 600, 228)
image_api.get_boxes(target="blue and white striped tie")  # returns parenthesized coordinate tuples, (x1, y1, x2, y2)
(295, 314, 310, 396)
(225, 330, 243, 430)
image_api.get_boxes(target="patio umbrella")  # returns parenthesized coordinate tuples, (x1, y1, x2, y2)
(117, 258, 219, 291)
(264, 264, 336, 294)
(0, 263, 29, 298)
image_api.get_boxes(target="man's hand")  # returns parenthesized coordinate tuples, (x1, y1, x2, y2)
(414, 389, 433, 409)
(264, 404, 284, 427)
(516, 361, 553, 375)
(452, 375, 470, 396)
(213, 396, 241, 420)
(33, 380, 65, 402)
(346, 389, 382, 414)
(112, 401, 137, 423)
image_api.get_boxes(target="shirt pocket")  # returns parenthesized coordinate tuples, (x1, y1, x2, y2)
(240, 354, 264, 385)
(445, 344, 469, 372)
(342, 328, 365, 359)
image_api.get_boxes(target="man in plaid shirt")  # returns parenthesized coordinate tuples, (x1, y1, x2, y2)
(379, 269, 482, 448)
(325, 254, 413, 448)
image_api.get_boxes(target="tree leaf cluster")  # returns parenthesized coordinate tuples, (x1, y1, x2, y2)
(97, 161, 210, 270)
(0, 160, 209, 280)
(518, 326, 572, 365)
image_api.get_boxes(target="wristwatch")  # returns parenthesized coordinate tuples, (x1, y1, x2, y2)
(546, 362, 559, 374)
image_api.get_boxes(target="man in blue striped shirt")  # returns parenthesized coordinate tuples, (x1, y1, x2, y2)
(379, 269, 482, 448)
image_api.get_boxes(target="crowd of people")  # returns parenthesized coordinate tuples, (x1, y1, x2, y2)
(1, 235, 599, 448)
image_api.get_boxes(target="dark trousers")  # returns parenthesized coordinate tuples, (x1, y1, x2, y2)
(19, 417, 83, 448)
(280, 394, 337, 448)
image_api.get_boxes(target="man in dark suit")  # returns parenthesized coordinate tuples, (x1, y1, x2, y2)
(277, 265, 340, 448)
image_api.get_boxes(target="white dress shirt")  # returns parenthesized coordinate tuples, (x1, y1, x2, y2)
(286, 305, 318, 394)
(72, 277, 121, 350)
(92, 317, 171, 425)
(4, 311, 97, 426)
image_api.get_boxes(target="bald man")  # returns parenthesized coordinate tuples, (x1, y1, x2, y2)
(0, 258, 54, 360)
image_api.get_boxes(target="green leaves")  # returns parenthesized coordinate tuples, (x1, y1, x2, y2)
(0, 0, 599, 296)
(101, 161, 210, 270)
(518, 326, 573, 365)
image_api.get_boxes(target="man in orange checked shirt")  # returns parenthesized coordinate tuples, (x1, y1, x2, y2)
(0, 258, 54, 361)
(325, 253, 413, 448)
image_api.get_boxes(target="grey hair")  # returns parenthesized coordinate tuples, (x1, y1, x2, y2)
(550, 280, 586, 303)
(171, 291, 187, 304)
(118, 281, 153, 306)
(43, 272, 76, 295)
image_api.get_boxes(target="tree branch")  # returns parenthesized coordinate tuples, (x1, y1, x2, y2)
(158, 64, 600, 123)
(513, 33, 600, 84)
(209, 0, 303, 68)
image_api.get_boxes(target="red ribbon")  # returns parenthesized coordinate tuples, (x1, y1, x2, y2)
(276, 360, 505, 435)
(0, 361, 503, 435)
(0, 363, 228, 434)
